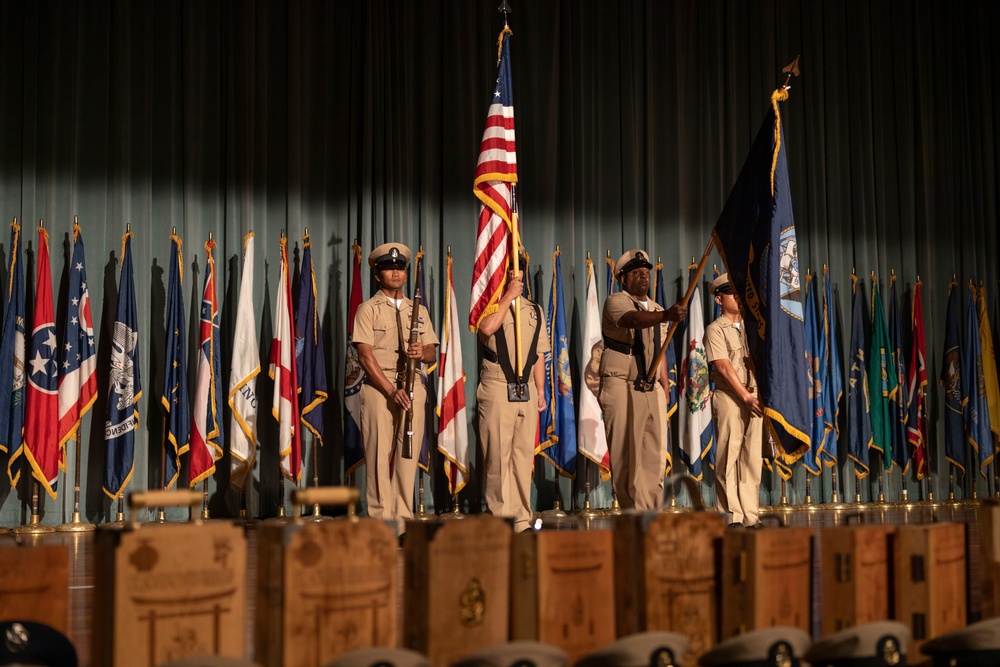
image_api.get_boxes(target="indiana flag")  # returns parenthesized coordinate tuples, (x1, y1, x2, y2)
(470, 25, 517, 333)
(888, 276, 909, 472)
(579, 255, 610, 480)
(940, 280, 964, 474)
(416, 249, 436, 473)
(820, 266, 842, 468)
(1, 219, 26, 486)
(23, 225, 60, 498)
(271, 234, 301, 482)
(56, 222, 98, 469)
(906, 279, 928, 479)
(711, 87, 811, 465)
(229, 232, 259, 490)
(188, 238, 224, 486)
(977, 283, 1000, 442)
(161, 232, 188, 490)
(540, 249, 576, 477)
(438, 253, 469, 496)
(295, 231, 328, 450)
(343, 241, 365, 477)
(103, 229, 141, 499)
(847, 272, 872, 479)
(679, 265, 713, 481)
(654, 258, 679, 473)
(965, 282, 994, 477)
(868, 277, 896, 472)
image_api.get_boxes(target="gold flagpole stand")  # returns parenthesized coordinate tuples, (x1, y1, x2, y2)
(413, 468, 435, 521)
(13, 482, 55, 535)
(57, 437, 95, 532)
(439, 494, 465, 520)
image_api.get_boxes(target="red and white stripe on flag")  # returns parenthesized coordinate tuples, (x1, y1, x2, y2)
(469, 27, 517, 333)
(189, 239, 223, 486)
(270, 236, 301, 482)
(438, 255, 469, 496)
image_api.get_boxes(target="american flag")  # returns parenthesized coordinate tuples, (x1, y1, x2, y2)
(57, 222, 98, 459)
(470, 25, 517, 333)
(24, 225, 60, 498)
(270, 234, 301, 482)
(189, 237, 224, 486)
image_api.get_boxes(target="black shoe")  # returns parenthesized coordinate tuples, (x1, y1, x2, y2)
(727, 522, 741, 529)
(745, 522, 763, 530)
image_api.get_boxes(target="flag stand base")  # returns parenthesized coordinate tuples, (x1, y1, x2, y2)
(575, 499, 605, 518)
(539, 499, 568, 518)
(13, 514, 56, 535)
(439, 502, 465, 520)
(57, 511, 95, 532)
(413, 502, 435, 521)
(300, 505, 333, 522)
(103, 512, 129, 530)
(607, 498, 622, 516)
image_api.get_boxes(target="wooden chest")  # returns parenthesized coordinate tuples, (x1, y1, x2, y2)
(404, 516, 512, 667)
(0, 540, 69, 633)
(614, 510, 725, 666)
(255, 499, 398, 666)
(91, 491, 247, 667)
(720, 526, 813, 638)
(819, 524, 895, 634)
(893, 522, 966, 656)
(511, 527, 617, 664)
(978, 499, 1000, 619)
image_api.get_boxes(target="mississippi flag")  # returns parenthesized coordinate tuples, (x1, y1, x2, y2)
(189, 238, 224, 486)
(103, 230, 141, 499)
(229, 232, 259, 490)
(23, 225, 60, 498)
(343, 241, 365, 477)
(271, 235, 301, 482)
(57, 222, 97, 462)
(579, 256, 610, 480)
(438, 253, 469, 496)
(470, 25, 517, 333)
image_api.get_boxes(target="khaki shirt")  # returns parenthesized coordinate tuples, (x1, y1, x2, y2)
(479, 300, 550, 381)
(600, 292, 668, 381)
(704, 316, 755, 393)
(353, 292, 439, 380)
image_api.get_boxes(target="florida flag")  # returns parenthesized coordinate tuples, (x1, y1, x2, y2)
(438, 253, 469, 496)
(189, 238, 224, 486)
(23, 224, 60, 498)
(270, 234, 301, 482)
(57, 222, 98, 464)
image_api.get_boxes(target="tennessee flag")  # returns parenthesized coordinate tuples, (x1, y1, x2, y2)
(23, 224, 60, 498)
(270, 234, 301, 482)
(188, 238, 224, 486)
(57, 222, 97, 464)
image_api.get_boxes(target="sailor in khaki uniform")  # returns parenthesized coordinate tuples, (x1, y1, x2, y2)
(476, 261, 549, 533)
(600, 249, 687, 511)
(704, 273, 764, 528)
(353, 243, 439, 528)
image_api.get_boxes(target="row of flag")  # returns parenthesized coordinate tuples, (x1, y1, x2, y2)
(0, 222, 332, 507)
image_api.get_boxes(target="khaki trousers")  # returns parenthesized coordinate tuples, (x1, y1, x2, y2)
(712, 388, 763, 525)
(359, 381, 425, 529)
(477, 377, 536, 532)
(599, 376, 665, 511)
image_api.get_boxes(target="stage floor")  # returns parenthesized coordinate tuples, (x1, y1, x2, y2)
(0, 500, 985, 667)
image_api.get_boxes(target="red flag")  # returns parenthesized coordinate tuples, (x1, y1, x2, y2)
(24, 225, 59, 498)
(469, 26, 517, 333)
(189, 238, 224, 485)
(270, 235, 301, 482)
(906, 280, 928, 479)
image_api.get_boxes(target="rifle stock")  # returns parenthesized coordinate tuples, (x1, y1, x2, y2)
(402, 262, 423, 459)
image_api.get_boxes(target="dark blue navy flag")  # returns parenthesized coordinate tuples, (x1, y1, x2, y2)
(847, 273, 872, 479)
(711, 90, 811, 465)
(416, 250, 436, 472)
(540, 249, 576, 477)
(103, 231, 141, 499)
(888, 276, 909, 472)
(803, 272, 822, 476)
(820, 266, 842, 468)
(160, 233, 188, 489)
(940, 280, 964, 473)
(295, 231, 328, 446)
(963, 283, 993, 478)
(654, 259, 678, 473)
(1, 220, 26, 486)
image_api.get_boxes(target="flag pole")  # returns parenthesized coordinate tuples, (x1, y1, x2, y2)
(510, 185, 525, 399)
(58, 216, 96, 532)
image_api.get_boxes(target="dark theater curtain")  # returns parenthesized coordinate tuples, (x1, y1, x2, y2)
(0, 0, 997, 524)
